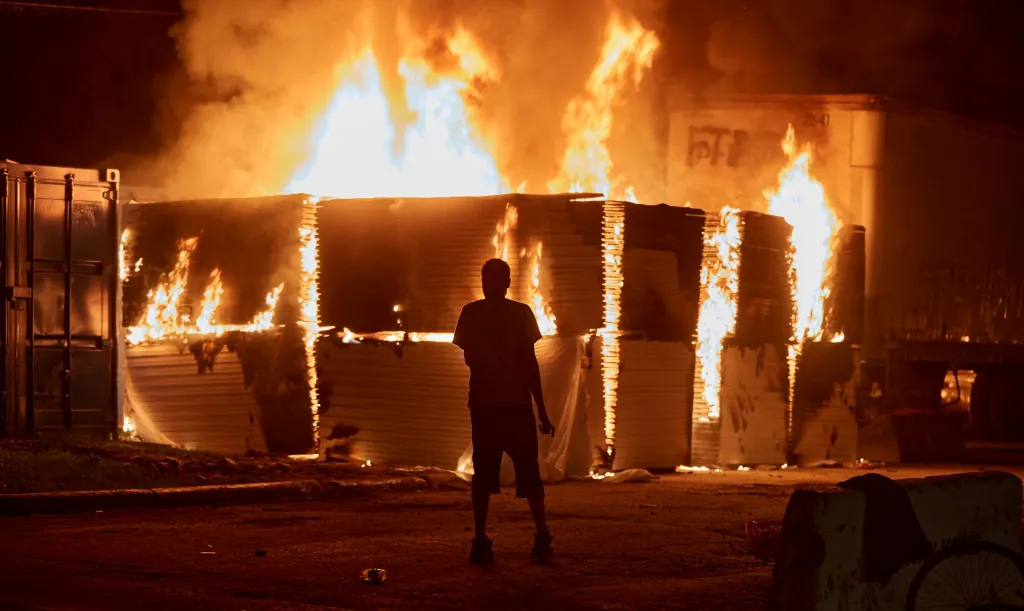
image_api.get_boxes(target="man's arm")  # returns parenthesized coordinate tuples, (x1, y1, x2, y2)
(522, 308, 554, 435)
(453, 306, 473, 366)
(526, 343, 554, 435)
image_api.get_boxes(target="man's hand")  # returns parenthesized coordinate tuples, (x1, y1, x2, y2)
(538, 412, 555, 437)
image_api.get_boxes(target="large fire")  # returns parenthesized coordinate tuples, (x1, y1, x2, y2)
(126, 237, 286, 344)
(287, 28, 504, 199)
(765, 125, 842, 439)
(766, 125, 841, 345)
(548, 12, 659, 201)
(694, 207, 741, 420)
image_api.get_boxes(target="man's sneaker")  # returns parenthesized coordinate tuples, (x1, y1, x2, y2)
(470, 537, 494, 565)
(532, 530, 554, 560)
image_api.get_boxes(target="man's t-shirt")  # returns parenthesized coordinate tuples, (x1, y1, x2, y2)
(453, 297, 542, 410)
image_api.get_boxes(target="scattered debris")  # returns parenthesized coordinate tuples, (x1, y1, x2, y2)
(360, 568, 387, 585)
(803, 460, 842, 469)
(745, 517, 783, 561)
(604, 469, 654, 484)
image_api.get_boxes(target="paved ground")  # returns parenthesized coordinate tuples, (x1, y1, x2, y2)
(0, 465, 1012, 611)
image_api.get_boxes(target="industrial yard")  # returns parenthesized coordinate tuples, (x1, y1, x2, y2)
(0, 466, 999, 611)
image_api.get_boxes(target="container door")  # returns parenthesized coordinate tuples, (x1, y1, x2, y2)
(3, 167, 118, 436)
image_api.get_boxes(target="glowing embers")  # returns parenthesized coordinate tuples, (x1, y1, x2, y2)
(694, 208, 741, 421)
(599, 200, 625, 454)
(548, 11, 659, 201)
(287, 28, 505, 199)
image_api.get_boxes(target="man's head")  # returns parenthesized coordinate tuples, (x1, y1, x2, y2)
(481, 258, 511, 299)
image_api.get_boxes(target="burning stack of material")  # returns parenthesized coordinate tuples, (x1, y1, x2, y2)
(691, 211, 794, 467)
(789, 225, 866, 464)
(315, 194, 602, 472)
(589, 204, 706, 470)
(122, 195, 316, 455)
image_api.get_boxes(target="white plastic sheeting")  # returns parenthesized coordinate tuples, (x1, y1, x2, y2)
(456, 336, 592, 484)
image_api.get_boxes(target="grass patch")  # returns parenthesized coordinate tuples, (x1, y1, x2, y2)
(0, 444, 200, 494)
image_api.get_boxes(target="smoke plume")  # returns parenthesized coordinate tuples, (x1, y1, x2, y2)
(136, 0, 667, 202)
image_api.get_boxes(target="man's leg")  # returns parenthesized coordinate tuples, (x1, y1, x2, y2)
(472, 489, 490, 539)
(469, 409, 500, 564)
(507, 406, 553, 558)
(527, 495, 547, 535)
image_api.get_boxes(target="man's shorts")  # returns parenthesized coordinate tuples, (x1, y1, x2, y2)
(470, 405, 544, 499)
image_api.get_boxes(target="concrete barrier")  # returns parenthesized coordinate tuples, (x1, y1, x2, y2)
(771, 470, 1022, 611)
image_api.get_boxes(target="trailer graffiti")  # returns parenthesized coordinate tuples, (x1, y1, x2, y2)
(687, 126, 785, 168)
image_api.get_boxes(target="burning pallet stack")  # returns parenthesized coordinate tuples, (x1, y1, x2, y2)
(690, 211, 793, 467)
(789, 225, 866, 464)
(120, 192, 865, 471)
(122, 195, 315, 455)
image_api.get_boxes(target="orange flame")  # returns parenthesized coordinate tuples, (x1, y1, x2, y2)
(548, 11, 659, 199)
(193, 269, 224, 336)
(119, 229, 131, 281)
(492, 203, 518, 261)
(298, 198, 321, 451)
(287, 28, 505, 198)
(126, 237, 198, 345)
(242, 284, 285, 333)
(599, 201, 625, 453)
(765, 125, 841, 345)
(694, 207, 741, 420)
(523, 242, 557, 336)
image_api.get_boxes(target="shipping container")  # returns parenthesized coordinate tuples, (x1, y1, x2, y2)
(666, 93, 1024, 359)
(2, 162, 121, 437)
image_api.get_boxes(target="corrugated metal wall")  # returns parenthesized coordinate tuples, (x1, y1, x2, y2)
(318, 340, 470, 467)
(791, 343, 860, 463)
(126, 344, 266, 455)
(318, 336, 588, 470)
(614, 340, 693, 470)
(519, 198, 603, 334)
(719, 343, 788, 465)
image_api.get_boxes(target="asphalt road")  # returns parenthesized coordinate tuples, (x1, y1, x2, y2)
(0, 466, 1007, 611)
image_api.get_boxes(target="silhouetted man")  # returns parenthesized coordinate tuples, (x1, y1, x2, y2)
(453, 258, 555, 564)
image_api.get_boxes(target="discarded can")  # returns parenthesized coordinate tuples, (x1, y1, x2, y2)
(360, 568, 387, 585)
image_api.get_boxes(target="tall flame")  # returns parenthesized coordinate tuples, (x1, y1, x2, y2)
(765, 125, 841, 344)
(126, 237, 198, 344)
(298, 198, 321, 451)
(243, 284, 285, 333)
(599, 201, 625, 453)
(548, 11, 659, 199)
(492, 203, 518, 261)
(524, 242, 557, 336)
(694, 207, 741, 420)
(193, 269, 224, 335)
(287, 28, 505, 198)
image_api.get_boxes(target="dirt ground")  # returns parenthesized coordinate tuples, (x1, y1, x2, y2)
(0, 465, 1008, 611)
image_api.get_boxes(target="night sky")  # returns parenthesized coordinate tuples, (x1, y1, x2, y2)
(1, 0, 1022, 175)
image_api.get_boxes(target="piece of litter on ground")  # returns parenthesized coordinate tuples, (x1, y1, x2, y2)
(360, 568, 387, 585)
(200, 551, 217, 555)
